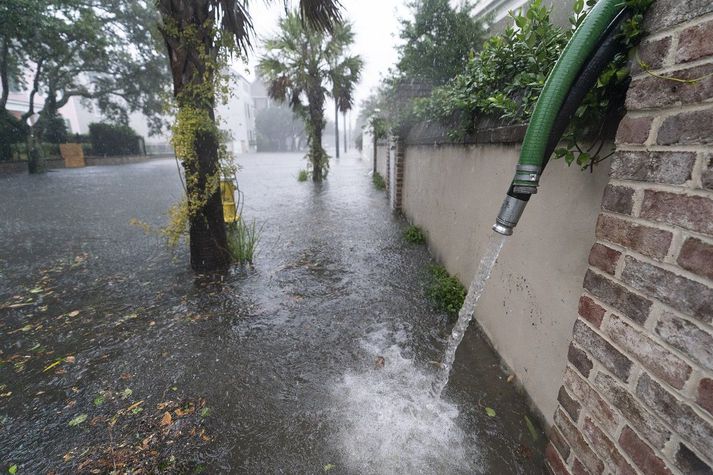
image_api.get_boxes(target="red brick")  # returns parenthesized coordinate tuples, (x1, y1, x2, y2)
(610, 151, 695, 185)
(559, 384, 582, 422)
(563, 368, 619, 434)
(631, 37, 671, 74)
(582, 417, 636, 475)
(643, 0, 713, 31)
(578, 295, 605, 328)
(546, 442, 572, 475)
(596, 214, 672, 260)
(619, 426, 673, 475)
(675, 442, 713, 475)
(571, 459, 589, 475)
(658, 108, 713, 145)
(697, 378, 713, 417)
(604, 314, 692, 389)
(621, 256, 713, 324)
(568, 343, 593, 379)
(583, 270, 651, 325)
(678, 237, 713, 281)
(615, 116, 653, 144)
(594, 372, 671, 449)
(550, 425, 572, 461)
(573, 320, 633, 382)
(588, 243, 621, 274)
(636, 373, 713, 456)
(677, 19, 713, 63)
(555, 409, 604, 475)
(655, 311, 713, 370)
(601, 185, 634, 215)
(626, 63, 713, 111)
(641, 190, 713, 236)
(702, 154, 713, 192)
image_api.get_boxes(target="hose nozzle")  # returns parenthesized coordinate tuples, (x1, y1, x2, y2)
(492, 194, 528, 236)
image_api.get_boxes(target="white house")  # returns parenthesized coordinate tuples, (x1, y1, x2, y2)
(216, 69, 257, 154)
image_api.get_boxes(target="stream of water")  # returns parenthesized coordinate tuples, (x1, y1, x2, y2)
(431, 232, 509, 399)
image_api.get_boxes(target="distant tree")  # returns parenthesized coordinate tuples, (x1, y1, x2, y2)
(259, 13, 362, 182)
(255, 106, 306, 152)
(0, 0, 170, 172)
(394, 0, 486, 88)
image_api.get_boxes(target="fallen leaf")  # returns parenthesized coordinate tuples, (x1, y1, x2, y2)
(126, 400, 144, 412)
(8, 465, 17, 475)
(29, 287, 43, 294)
(507, 374, 515, 383)
(160, 411, 172, 427)
(485, 407, 497, 417)
(43, 359, 63, 372)
(121, 388, 132, 399)
(524, 415, 539, 441)
(324, 464, 335, 472)
(64, 356, 75, 364)
(67, 310, 80, 317)
(94, 394, 105, 406)
(68, 414, 87, 427)
(374, 356, 385, 369)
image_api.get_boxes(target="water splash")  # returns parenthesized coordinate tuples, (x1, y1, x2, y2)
(431, 232, 508, 399)
(332, 327, 482, 474)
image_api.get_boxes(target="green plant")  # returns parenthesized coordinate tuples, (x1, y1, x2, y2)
(297, 169, 310, 182)
(89, 123, 141, 156)
(403, 225, 425, 244)
(226, 218, 261, 265)
(427, 264, 466, 317)
(414, 0, 653, 168)
(372, 172, 386, 190)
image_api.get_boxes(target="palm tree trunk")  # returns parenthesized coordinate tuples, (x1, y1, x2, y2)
(334, 101, 339, 158)
(343, 111, 347, 153)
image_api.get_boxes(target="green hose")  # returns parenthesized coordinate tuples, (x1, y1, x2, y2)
(494, 0, 627, 235)
(511, 0, 625, 193)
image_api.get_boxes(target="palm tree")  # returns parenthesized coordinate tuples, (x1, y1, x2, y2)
(258, 13, 362, 181)
(155, 0, 342, 272)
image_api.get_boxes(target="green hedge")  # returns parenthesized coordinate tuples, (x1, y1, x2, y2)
(89, 123, 141, 156)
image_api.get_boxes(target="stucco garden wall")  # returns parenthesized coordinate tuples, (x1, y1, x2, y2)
(399, 142, 610, 424)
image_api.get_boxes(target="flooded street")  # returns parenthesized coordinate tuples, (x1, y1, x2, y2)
(1, 153, 545, 473)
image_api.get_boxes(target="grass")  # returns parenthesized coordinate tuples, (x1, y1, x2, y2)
(297, 169, 310, 182)
(403, 225, 425, 244)
(372, 172, 385, 190)
(427, 264, 466, 318)
(226, 218, 261, 265)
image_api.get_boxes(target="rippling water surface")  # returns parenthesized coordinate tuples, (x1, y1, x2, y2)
(0, 153, 545, 473)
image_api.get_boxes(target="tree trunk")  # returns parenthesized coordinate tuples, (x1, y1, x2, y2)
(334, 101, 339, 158)
(312, 125, 323, 182)
(186, 124, 230, 271)
(373, 133, 377, 174)
(343, 111, 347, 154)
(159, 5, 230, 272)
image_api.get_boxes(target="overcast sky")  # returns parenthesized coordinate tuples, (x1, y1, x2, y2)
(236, 0, 411, 127)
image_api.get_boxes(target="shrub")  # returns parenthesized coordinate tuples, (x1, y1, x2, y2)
(354, 133, 363, 151)
(0, 113, 27, 161)
(227, 218, 261, 265)
(372, 172, 386, 190)
(427, 264, 466, 317)
(89, 122, 141, 156)
(297, 169, 310, 182)
(403, 225, 425, 244)
(37, 113, 68, 144)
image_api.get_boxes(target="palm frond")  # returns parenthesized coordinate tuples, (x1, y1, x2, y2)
(299, 0, 343, 32)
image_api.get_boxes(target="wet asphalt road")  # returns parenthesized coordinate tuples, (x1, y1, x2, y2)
(0, 153, 545, 473)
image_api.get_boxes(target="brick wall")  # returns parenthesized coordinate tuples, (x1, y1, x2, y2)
(546, 2, 713, 474)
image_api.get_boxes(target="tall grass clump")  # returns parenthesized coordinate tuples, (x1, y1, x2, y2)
(297, 169, 310, 182)
(227, 218, 261, 265)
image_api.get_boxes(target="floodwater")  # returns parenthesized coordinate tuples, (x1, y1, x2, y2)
(0, 153, 545, 473)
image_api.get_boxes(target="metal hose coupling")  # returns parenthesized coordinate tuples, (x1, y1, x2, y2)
(492, 194, 528, 236)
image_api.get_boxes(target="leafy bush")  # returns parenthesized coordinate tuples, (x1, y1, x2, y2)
(227, 218, 261, 265)
(0, 113, 27, 161)
(354, 133, 363, 151)
(427, 265, 466, 317)
(372, 172, 386, 190)
(297, 169, 310, 182)
(37, 113, 68, 144)
(403, 225, 425, 244)
(89, 122, 141, 156)
(415, 0, 653, 168)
